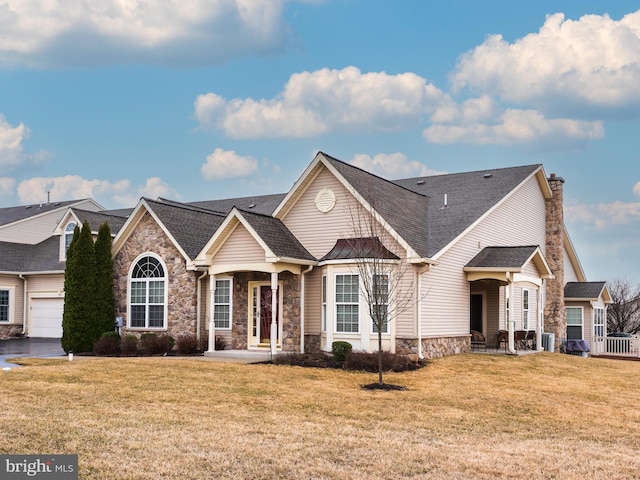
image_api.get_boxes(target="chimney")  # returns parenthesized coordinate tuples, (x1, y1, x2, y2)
(544, 173, 566, 352)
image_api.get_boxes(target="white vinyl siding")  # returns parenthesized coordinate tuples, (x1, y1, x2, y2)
(422, 174, 547, 337)
(213, 224, 265, 264)
(563, 246, 580, 283)
(304, 269, 322, 334)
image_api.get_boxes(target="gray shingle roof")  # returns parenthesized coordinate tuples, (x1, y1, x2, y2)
(565, 281, 607, 300)
(465, 246, 539, 269)
(71, 209, 129, 235)
(183, 194, 286, 216)
(0, 237, 64, 272)
(238, 209, 316, 262)
(0, 200, 84, 227)
(321, 153, 431, 258)
(144, 199, 227, 260)
(320, 237, 400, 262)
(394, 164, 542, 257)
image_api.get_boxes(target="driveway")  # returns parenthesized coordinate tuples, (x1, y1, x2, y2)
(0, 338, 65, 368)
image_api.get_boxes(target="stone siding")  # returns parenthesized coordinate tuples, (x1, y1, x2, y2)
(0, 324, 24, 339)
(421, 335, 469, 359)
(544, 174, 566, 352)
(113, 212, 199, 338)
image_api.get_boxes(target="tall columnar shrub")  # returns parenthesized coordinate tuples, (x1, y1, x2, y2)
(94, 222, 115, 337)
(61, 221, 97, 353)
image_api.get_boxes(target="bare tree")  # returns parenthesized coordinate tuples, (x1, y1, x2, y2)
(346, 201, 417, 386)
(607, 277, 640, 334)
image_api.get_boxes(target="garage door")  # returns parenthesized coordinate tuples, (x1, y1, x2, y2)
(30, 298, 64, 338)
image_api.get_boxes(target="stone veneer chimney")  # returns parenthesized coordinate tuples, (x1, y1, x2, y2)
(544, 173, 566, 351)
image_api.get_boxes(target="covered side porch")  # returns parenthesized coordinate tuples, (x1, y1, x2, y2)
(464, 246, 553, 355)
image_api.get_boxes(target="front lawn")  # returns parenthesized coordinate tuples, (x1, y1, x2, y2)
(1, 353, 639, 479)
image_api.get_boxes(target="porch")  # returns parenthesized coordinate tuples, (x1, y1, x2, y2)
(591, 335, 640, 358)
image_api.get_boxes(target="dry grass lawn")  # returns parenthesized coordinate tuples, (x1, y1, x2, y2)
(1, 353, 639, 479)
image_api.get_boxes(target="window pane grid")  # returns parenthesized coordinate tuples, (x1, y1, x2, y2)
(129, 256, 166, 329)
(214, 279, 231, 329)
(0, 289, 8, 322)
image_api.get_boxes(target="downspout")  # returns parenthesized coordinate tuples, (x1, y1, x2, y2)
(19, 274, 27, 335)
(196, 270, 208, 345)
(300, 265, 314, 354)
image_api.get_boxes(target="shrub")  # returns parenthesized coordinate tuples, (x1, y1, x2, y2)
(331, 341, 352, 362)
(120, 334, 139, 355)
(214, 336, 228, 351)
(344, 351, 421, 372)
(274, 351, 341, 368)
(93, 331, 120, 356)
(140, 333, 175, 355)
(176, 333, 199, 355)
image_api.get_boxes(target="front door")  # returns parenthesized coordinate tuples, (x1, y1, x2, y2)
(249, 283, 280, 347)
(470, 294, 483, 333)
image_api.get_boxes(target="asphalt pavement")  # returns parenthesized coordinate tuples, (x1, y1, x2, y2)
(0, 337, 66, 368)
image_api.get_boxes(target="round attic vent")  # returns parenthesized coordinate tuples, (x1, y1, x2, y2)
(315, 188, 336, 213)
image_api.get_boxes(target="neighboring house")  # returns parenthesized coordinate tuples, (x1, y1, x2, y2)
(0, 199, 129, 339)
(109, 152, 610, 358)
(564, 281, 611, 355)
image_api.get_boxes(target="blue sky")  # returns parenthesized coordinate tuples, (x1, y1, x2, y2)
(0, 0, 638, 283)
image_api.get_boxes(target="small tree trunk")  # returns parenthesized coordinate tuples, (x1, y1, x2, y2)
(378, 328, 383, 385)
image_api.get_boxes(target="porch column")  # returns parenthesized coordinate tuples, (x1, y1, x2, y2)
(507, 277, 515, 354)
(207, 274, 216, 353)
(537, 282, 544, 351)
(270, 272, 278, 356)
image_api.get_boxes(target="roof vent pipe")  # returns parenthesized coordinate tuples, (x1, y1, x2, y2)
(441, 193, 448, 209)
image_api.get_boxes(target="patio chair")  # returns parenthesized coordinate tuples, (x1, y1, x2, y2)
(470, 330, 487, 351)
(497, 330, 508, 351)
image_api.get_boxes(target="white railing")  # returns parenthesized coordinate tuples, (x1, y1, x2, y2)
(594, 335, 640, 357)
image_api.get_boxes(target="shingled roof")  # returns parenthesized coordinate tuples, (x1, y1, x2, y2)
(237, 209, 316, 262)
(143, 199, 227, 260)
(71, 208, 129, 235)
(564, 281, 608, 300)
(183, 193, 286, 216)
(465, 246, 540, 269)
(394, 164, 542, 257)
(0, 200, 83, 227)
(0, 237, 64, 273)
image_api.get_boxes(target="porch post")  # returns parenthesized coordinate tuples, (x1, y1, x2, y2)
(507, 276, 515, 354)
(270, 272, 278, 356)
(207, 274, 216, 353)
(537, 282, 544, 351)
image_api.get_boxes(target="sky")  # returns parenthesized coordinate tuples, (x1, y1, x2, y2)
(0, 0, 639, 284)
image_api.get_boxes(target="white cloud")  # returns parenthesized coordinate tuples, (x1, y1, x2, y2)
(451, 10, 640, 116)
(16, 175, 178, 207)
(0, 0, 298, 67)
(194, 66, 446, 138)
(0, 177, 15, 196)
(201, 148, 258, 180)
(350, 153, 445, 179)
(0, 115, 29, 167)
(566, 200, 640, 230)
(633, 181, 640, 196)
(424, 107, 603, 148)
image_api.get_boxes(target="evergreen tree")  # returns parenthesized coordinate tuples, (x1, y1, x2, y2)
(61, 221, 97, 353)
(94, 222, 116, 337)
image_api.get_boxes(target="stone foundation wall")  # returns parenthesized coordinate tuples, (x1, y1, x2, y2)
(396, 337, 419, 356)
(113, 212, 199, 338)
(0, 324, 24, 339)
(304, 334, 321, 353)
(421, 336, 470, 359)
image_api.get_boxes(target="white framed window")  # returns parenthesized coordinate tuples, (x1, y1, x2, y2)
(335, 274, 359, 333)
(321, 275, 327, 332)
(566, 306, 583, 340)
(522, 289, 530, 330)
(372, 274, 389, 334)
(214, 278, 232, 329)
(594, 308, 605, 338)
(0, 289, 9, 322)
(129, 254, 167, 329)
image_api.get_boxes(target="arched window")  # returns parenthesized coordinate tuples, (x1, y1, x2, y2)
(64, 221, 77, 253)
(129, 255, 167, 329)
